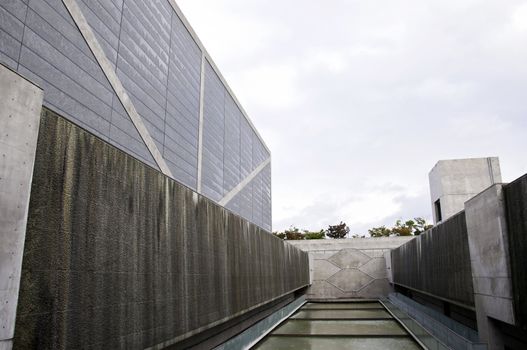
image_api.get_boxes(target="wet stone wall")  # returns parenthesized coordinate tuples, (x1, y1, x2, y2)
(391, 212, 474, 309)
(14, 108, 309, 349)
(504, 174, 527, 331)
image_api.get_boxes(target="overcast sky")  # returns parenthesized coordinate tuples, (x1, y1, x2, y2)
(177, 0, 527, 234)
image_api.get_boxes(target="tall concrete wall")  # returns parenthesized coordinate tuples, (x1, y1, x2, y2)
(13, 109, 309, 349)
(0, 65, 43, 350)
(289, 238, 413, 300)
(391, 212, 475, 309)
(465, 184, 514, 349)
(504, 174, 527, 331)
(0, 0, 272, 230)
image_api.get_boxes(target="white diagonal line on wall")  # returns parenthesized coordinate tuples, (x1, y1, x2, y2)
(219, 158, 271, 206)
(61, 0, 173, 177)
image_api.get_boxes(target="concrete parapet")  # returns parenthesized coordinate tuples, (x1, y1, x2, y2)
(465, 184, 514, 348)
(289, 237, 413, 300)
(0, 64, 43, 350)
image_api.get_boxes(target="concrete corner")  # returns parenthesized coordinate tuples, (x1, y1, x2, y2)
(465, 184, 514, 348)
(0, 64, 43, 348)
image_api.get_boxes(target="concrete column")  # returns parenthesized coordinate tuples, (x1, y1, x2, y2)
(465, 184, 514, 350)
(0, 64, 43, 350)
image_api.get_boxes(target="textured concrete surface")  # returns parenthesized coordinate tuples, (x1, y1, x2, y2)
(13, 109, 309, 349)
(504, 174, 527, 331)
(0, 0, 272, 230)
(465, 184, 514, 348)
(429, 157, 501, 223)
(0, 64, 43, 349)
(392, 212, 475, 308)
(289, 238, 413, 299)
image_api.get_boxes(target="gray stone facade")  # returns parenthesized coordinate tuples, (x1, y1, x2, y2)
(289, 238, 413, 300)
(0, 0, 271, 230)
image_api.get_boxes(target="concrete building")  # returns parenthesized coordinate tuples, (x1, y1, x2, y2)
(429, 157, 501, 224)
(0, 0, 271, 231)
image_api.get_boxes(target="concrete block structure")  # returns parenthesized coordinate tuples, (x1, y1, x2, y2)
(429, 157, 501, 224)
(392, 169, 527, 349)
(0, 65, 43, 350)
(0, 0, 271, 231)
(289, 238, 413, 300)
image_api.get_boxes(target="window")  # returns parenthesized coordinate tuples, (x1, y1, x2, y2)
(434, 199, 442, 222)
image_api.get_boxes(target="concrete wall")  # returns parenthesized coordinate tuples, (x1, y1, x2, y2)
(289, 238, 413, 300)
(0, 64, 43, 350)
(429, 157, 501, 224)
(392, 212, 475, 309)
(466, 184, 515, 348)
(504, 174, 527, 331)
(13, 109, 309, 349)
(0, 0, 272, 230)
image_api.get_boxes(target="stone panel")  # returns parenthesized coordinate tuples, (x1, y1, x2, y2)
(328, 269, 373, 292)
(359, 258, 388, 279)
(328, 248, 370, 269)
(312, 260, 340, 281)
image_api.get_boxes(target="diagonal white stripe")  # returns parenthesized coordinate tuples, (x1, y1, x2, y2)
(61, 0, 173, 177)
(219, 158, 271, 206)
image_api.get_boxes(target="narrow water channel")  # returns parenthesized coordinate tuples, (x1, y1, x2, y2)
(253, 301, 422, 349)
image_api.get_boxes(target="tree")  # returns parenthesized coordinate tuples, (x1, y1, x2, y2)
(392, 219, 414, 236)
(273, 231, 286, 239)
(326, 222, 350, 239)
(413, 217, 433, 235)
(368, 225, 392, 237)
(304, 230, 325, 239)
(284, 226, 304, 240)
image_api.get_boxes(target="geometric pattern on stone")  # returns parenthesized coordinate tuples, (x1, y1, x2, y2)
(328, 248, 371, 269)
(327, 269, 374, 292)
(357, 278, 392, 298)
(307, 280, 345, 299)
(359, 258, 388, 279)
(361, 249, 386, 258)
(313, 260, 341, 281)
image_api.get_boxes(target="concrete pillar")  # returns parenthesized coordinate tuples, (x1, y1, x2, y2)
(465, 184, 514, 350)
(0, 64, 43, 350)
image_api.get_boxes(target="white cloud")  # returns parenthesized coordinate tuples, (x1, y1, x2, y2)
(177, 0, 527, 232)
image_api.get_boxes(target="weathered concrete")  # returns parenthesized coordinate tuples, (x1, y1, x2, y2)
(503, 174, 527, 331)
(289, 238, 413, 299)
(465, 184, 514, 349)
(13, 109, 309, 349)
(429, 157, 501, 223)
(392, 212, 475, 309)
(0, 64, 43, 350)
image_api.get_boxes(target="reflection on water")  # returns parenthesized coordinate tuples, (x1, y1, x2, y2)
(254, 301, 422, 350)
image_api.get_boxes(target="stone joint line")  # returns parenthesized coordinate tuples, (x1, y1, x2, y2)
(61, 0, 173, 177)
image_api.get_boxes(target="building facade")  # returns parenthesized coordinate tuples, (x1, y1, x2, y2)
(0, 0, 271, 230)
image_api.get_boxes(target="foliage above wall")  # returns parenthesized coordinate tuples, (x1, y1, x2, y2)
(273, 217, 433, 240)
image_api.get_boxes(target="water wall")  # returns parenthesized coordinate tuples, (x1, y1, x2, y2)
(14, 108, 309, 349)
(391, 212, 474, 309)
